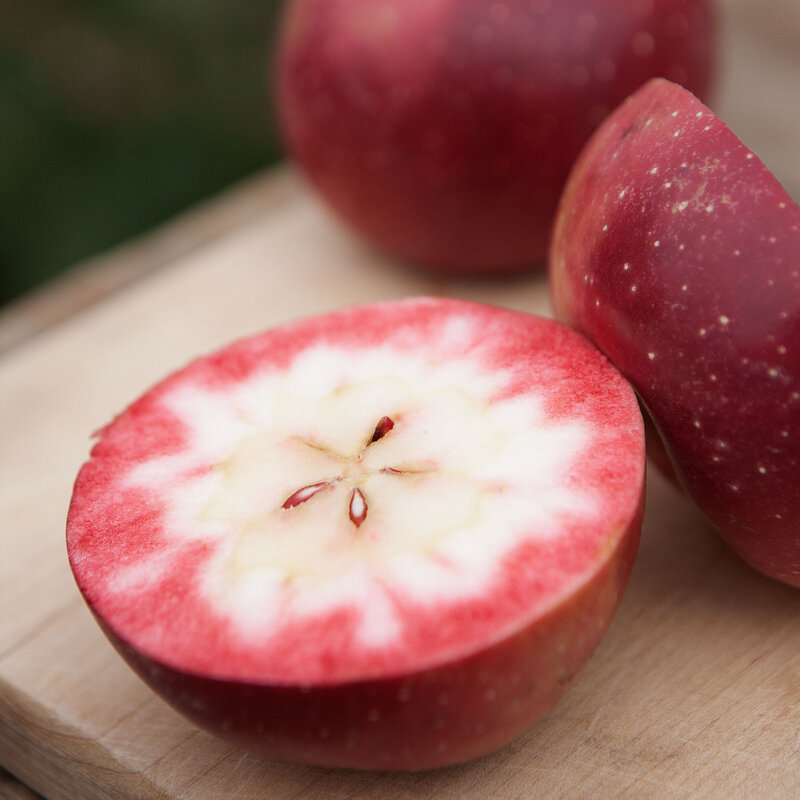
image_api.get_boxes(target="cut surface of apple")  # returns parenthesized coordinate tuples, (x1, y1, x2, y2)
(550, 78, 800, 587)
(67, 297, 645, 769)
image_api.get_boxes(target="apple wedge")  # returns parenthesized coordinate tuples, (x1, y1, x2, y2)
(551, 78, 800, 587)
(67, 297, 644, 769)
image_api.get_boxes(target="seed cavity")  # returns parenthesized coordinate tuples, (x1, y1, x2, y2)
(282, 482, 331, 509)
(281, 416, 404, 528)
(349, 488, 368, 527)
(369, 416, 395, 444)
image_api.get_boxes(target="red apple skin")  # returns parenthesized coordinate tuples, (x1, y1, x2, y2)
(550, 78, 800, 587)
(275, 0, 716, 277)
(96, 514, 640, 770)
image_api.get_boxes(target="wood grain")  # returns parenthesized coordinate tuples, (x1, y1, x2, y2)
(2, 1, 799, 797)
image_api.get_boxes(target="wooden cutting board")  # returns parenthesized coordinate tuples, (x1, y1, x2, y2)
(2, 4, 800, 798)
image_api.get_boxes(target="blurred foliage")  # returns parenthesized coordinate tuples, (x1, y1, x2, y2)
(0, 0, 286, 305)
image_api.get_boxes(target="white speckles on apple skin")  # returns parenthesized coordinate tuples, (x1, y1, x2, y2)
(550, 78, 800, 586)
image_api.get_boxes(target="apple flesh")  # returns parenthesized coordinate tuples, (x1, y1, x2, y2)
(274, 0, 716, 276)
(550, 78, 800, 587)
(67, 297, 645, 769)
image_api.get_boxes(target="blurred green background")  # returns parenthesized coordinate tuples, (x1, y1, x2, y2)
(1, 0, 285, 307)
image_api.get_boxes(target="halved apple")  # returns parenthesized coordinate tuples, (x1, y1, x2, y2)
(67, 297, 645, 769)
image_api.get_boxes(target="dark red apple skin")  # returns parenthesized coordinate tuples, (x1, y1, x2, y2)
(94, 508, 641, 771)
(550, 78, 800, 587)
(275, 0, 716, 277)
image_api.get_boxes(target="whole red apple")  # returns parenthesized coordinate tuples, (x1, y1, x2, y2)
(67, 298, 645, 769)
(550, 78, 800, 587)
(274, 0, 716, 277)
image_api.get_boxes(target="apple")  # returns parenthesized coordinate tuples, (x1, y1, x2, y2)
(274, 0, 716, 277)
(67, 297, 645, 769)
(550, 78, 800, 587)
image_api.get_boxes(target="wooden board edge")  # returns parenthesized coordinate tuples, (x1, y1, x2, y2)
(1, 768, 44, 800)
(0, 682, 172, 800)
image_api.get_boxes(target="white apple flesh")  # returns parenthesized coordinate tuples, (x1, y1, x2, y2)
(550, 78, 800, 587)
(67, 297, 645, 769)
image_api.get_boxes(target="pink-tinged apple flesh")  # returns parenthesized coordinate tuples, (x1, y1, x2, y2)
(550, 78, 800, 587)
(67, 298, 645, 769)
(275, 0, 716, 277)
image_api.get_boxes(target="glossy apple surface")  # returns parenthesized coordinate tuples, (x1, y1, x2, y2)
(275, 0, 716, 277)
(550, 78, 800, 587)
(67, 297, 645, 769)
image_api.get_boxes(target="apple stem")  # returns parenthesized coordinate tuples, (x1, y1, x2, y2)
(349, 488, 367, 527)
